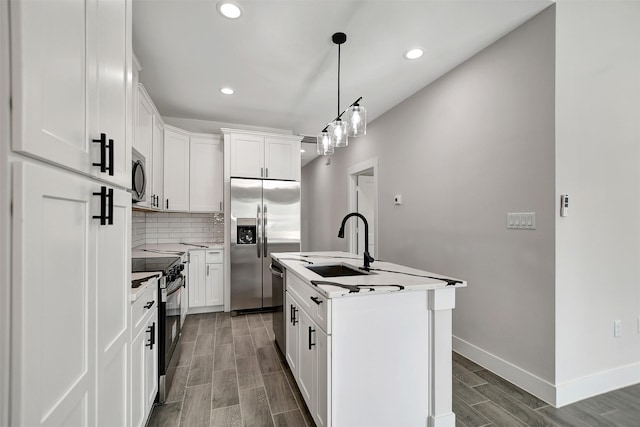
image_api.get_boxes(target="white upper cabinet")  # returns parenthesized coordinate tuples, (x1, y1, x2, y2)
(151, 115, 164, 210)
(134, 86, 153, 208)
(11, 0, 131, 188)
(225, 129, 301, 181)
(163, 126, 190, 211)
(265, 137, 300, 181)
(229, 133, 264, 179)
(190, 134, 223, 212)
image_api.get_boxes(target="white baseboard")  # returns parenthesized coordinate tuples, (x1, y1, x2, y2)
(453, 336, 640, 408)
(555, 361, 640, 407)
(452, 336, 557, 405)
(428, 412, 455, 427)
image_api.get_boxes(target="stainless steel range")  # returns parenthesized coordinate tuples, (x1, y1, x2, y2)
(132, 255, 185, 403)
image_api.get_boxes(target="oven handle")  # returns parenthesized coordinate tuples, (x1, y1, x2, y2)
(166, 276, 184, 297)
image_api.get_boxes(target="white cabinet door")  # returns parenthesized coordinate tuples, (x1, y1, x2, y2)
(163, 127, 190, 211)
(134, 86, 153, 208)
(130, 324, 146, 427)
(297, 309, 315, 409)
(229, 133, 264, 178)
(96, 188, 130, 427)
(151, 115, 164, 209)
(12, 162, 97, 427)
(188, 250, 205, 308)
(265, 137, 300, 181)
(205, 263, 224, 306)
(93, 0, 130, 188)
(285, 293, 299, 379)
(144, 316, 158, 413)
(190, 135, 222, 212)
(314, 327, 329, 427)
(11, 0, 93, 174)
(11, 0, 130, 186)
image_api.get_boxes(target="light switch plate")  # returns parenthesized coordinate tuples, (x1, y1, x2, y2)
(507, 213, 536, 230)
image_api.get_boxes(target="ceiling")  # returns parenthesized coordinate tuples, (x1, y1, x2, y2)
(133, 0, 553, 160)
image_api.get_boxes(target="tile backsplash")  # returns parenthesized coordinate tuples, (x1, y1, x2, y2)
(132, 211, 224, 248)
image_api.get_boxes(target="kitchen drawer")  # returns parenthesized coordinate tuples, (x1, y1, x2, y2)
(132, 278, 158, 336)
(287, 271, 331, 334)
(205, 249, 223, 264)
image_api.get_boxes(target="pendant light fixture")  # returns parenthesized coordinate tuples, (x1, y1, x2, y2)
(317, 32, 367, 156)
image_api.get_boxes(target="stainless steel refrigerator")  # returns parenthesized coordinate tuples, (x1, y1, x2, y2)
(230, 178, 300, 312)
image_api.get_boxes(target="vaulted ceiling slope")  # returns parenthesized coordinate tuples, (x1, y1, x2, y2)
(133, 0, 553, 137)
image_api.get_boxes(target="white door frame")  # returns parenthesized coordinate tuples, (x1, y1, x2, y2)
(347, 158, 379, 256)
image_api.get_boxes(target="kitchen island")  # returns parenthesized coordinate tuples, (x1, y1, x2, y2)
(271, 252, 466, 427)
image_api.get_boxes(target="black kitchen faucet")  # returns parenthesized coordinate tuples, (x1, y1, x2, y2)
(337, 212, 375, 271)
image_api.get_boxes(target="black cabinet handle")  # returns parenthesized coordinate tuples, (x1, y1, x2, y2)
(106, 138, 114, 176)
(310, 296, 323, 305)
(308, 326, 315, 350)
(92, 186, 114, 225)
(166, 199, 169, 209)
(92, 133, 107, 173)
(146, 322, 155, 349)
(290, 304, 298, 325)
(144, 300, 154, 309)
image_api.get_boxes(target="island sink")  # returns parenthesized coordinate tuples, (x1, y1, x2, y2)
(305, 263, 369, 277)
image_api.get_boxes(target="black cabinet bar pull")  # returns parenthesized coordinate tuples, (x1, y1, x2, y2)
(308, 326, 316, 350)
(166, 199, 169, 209)
(144, 301, 154, 309)
(92, 186, 107, 225)
(310, 296, 322, 305)
(106, 138, 114, 176)
(292, 305, 298, 325)
(92, 133, 107, 173)
(145, 322, 155, 349)
(107, 188, 113, 225)
(92, 186, 114, 225)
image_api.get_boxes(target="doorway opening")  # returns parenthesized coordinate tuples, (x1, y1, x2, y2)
(347, 158, 378, 257)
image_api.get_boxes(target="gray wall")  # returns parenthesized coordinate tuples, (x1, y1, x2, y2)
(555, 0, 640, 401)
(302, 7, 556, 383)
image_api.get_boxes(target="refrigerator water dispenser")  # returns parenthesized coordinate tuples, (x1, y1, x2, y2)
(237, 218, 257, 244)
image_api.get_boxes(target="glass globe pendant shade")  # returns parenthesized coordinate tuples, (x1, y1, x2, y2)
(316, 131, 334, 155)
(329, 118, 349, 148)
(346, 104, 367, 137)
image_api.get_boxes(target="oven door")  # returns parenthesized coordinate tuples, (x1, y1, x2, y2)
(159, 276, 183, 402)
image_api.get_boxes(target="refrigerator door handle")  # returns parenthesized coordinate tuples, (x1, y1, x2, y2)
(257, 204, 261, 258)
(263, 204, 268, 256)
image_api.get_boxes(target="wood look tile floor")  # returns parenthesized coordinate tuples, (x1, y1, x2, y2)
(149, 312, 640, 427)
(148, 312, 315, 427)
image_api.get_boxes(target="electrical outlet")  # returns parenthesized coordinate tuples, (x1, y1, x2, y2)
(637, 316, 640, 334)
(614, 320, 622, 337)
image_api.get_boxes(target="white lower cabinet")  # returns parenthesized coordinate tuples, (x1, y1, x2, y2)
(11, 161, 131, 427)
(130, 281, 158, 427)
(286, 285, 330, 427)
(188, 249, 224, 312)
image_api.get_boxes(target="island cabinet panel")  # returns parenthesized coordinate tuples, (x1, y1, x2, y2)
(285, 293, 299, 378)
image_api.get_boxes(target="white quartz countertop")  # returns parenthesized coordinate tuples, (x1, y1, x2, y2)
(271, 251, 467, 298)
(131, 272, 161, 302)
(132, 242, 224, 258)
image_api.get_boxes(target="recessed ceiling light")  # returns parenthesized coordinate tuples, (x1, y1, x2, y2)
(220, 87, 234, 95)
(217, 1, 242, 19)
(300, 149, 306, 153)
(404, 48, 424, 60)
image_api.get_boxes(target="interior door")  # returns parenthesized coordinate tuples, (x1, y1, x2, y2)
(230, 178, 263, 310)
(263, 180, 300, 307)
(356, 175, 375, 257)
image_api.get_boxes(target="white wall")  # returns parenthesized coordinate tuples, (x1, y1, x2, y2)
(303, 5, 557, 391)
(555, 0, 640, 405)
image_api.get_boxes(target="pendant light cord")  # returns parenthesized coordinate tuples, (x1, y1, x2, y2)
(337, 43, 341, 118)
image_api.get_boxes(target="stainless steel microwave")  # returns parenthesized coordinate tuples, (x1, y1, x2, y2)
(131, 148, 146, 203)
